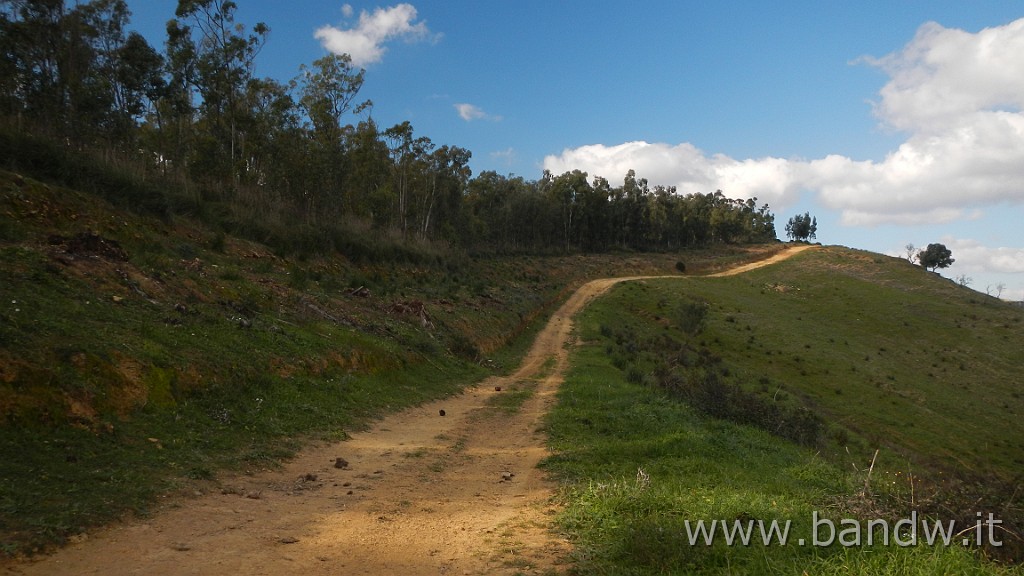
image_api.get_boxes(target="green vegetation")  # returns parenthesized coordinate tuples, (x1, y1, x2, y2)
(485, 381, 536, 414)
(784, 212, 818, 242)
(0, 168, 781, 555)
(688, 248, 1023, 483)
(1, 1, 775, 258)
(5, 4, 1020, 572)
(543, 247, 1023, 574)
(918, 242, 955, 271)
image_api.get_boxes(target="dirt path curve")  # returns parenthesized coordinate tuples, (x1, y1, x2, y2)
(706, 244, 814, 277)
(6, 246, 814, 576)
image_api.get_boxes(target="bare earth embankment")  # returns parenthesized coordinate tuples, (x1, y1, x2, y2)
(4, 246, 813, 576)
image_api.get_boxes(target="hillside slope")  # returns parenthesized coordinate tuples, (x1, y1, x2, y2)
(542, 246, 1023, 569)
(695, 246, 1024, 481)
(0, 169, 783, 555)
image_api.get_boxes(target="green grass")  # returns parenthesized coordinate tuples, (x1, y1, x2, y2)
(0, 169, 784, 556)
(0, 237, 482, 553)
(684, 247, 1024, 482)
(486, 381, 537, 414)
(542, 252, 1024, 574)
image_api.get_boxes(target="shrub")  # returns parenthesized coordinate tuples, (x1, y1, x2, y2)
(648, 361, 823, 446)
(676, 299, 708, 335)
(0, 127, 170, 218)
(287, 264, 310, 290)
(626, 366, 645, 384)
(448, 332, 480, 361)
(209, 231, 227, 252)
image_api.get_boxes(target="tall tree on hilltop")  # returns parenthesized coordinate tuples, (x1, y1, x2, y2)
(383, 121, 433, 235)
(171, 0, 268, 183)
(645, 186, 670, 247)
(112, 31, 165, 142)
(917, 243, 955, 272)
(0, 0, 66, 127)
(65, 0, 127, 139)
(421, 145, 469, 240)
(298, 54, 368, 144)
(0, 0, 164, 145)
(344, 119, 391, 225)
(237, 77, 302, 201)
(162, 16, 198, 167)
(547, 169, 590, 253)
(785, 212, 817, 242)
(619, 169, 648, 248)
(298, 53, 370, 216)
(577, 175, 610, 251)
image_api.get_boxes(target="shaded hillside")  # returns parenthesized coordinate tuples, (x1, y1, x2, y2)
(0, 168, 782, 555)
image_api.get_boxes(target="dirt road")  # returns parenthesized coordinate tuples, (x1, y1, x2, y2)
(706, 244, 814, 277)
(5, 245, 813, 576)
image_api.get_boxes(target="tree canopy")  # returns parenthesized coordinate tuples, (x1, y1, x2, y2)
(917, 243, 955, 272)
(0, 1, 780, 257)
(784, 212, 817, 242)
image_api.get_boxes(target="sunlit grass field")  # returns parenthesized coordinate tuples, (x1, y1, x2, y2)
(542, 246, 1024, 574)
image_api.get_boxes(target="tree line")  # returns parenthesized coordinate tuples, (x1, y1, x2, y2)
(1, 0, 777, 257)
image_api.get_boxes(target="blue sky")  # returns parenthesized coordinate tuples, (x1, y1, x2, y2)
(125, 1, 1024, 298)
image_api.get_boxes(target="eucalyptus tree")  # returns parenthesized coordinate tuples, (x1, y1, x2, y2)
(237, 77, 302, 199)
(0, 0, 66, 127)
(577, 175, 610, 251)
(298, 54, 368, 144)
(111, 31, 165, 142)
(297, 53, 370, 216)
(169, 0, 268, 183)
(0, 0, 164, 147)
(344, 118, 391, 225)
(785, 212, 817, 242)
(419, 144, 471, 240)
(619, 169, 649, 248)
(547, 169, 590, 253)
(382, 121, 434, 236)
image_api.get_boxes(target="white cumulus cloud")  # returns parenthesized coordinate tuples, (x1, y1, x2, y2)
(865, 19, 1024, 134)
(543, 141, 798, 207)
(809, 18, 1024, 225)
(454, 103, 501, 122)
(542, 18, 1024, 228)
(942, 237, 1024, 274)
(315, 3, 439, 67)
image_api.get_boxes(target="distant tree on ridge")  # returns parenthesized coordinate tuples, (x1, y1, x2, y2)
(784, 212, 817, 242)
(917, 243, 955, 272)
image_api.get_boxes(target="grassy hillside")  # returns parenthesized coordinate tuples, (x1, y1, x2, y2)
(691, 247, 1023, 481)
(0, 168, 782, 556)
(543, 246, 1024, 573)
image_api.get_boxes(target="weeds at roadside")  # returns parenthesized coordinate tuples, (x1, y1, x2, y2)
(486, 381, 537, 414)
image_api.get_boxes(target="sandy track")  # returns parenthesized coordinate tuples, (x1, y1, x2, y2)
(5, 246, 812, 576)
(706, 244, 814, 277)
